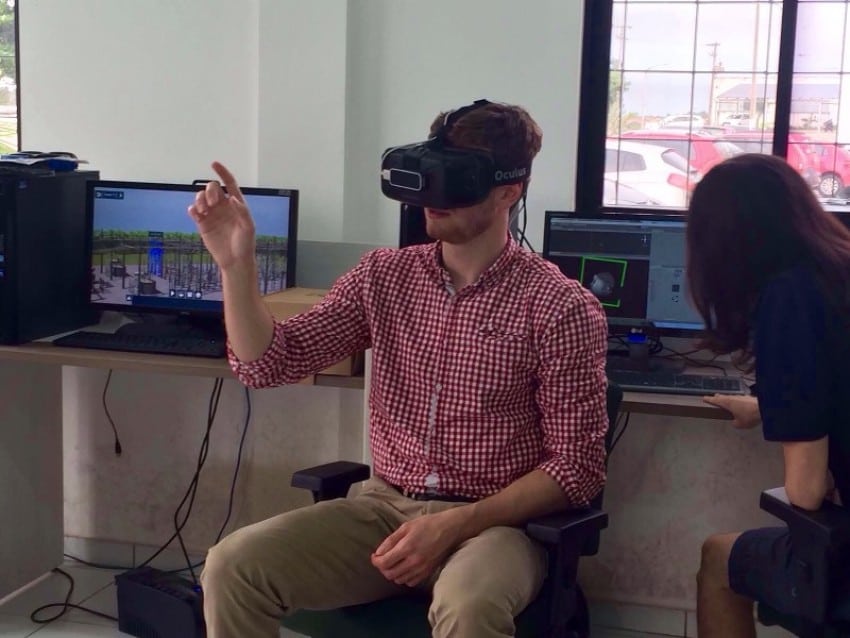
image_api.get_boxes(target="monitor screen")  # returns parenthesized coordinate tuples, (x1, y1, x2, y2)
(87, 180, 298, 316)
(542, 212, 703, 334)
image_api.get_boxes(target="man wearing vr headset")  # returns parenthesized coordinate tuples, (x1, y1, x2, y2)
(190, 100, 608, 638)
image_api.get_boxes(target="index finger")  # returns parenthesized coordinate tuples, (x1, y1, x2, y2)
(702, 394, 727, 408)
(211, 161, 245, 203)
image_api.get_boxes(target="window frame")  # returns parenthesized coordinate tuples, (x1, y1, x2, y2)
(576, 0, 801, 215)
(14, 0, 19, 150)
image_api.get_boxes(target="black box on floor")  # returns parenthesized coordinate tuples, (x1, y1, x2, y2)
(0, 170, 99, 344)
(115, 567, 206, 638)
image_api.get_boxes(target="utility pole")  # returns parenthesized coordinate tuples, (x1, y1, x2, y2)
(706, 42, 720, 125)
(611, 24, 630, 134)
(749, 3, 761, 126)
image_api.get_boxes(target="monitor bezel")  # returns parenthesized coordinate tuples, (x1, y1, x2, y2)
(543, 210, 703, 338)
(85, 179, 299, 318)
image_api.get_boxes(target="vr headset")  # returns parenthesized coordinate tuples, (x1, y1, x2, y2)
(380, 99, 531, 209)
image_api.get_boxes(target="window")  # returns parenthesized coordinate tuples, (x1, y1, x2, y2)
(578, 0, 850, 214)
(0, 0, 16, 154)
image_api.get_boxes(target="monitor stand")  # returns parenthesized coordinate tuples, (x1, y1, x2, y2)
(606, 337, 686, 374)
(116, 313, 226, 343)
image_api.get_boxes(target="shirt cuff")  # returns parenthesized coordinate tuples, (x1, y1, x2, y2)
(226, 322, 287, 387)
(536, 457, 604, 507)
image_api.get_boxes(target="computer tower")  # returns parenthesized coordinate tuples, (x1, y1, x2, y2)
(0, 170, 99, 344)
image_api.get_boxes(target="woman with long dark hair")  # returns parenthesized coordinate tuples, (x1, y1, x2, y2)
(687, 154, 850, 637)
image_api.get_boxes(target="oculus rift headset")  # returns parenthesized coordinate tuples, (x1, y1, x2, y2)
(380, 99, 531, 209)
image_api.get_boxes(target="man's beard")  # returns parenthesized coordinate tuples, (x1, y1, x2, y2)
(425, 213, 492, 244)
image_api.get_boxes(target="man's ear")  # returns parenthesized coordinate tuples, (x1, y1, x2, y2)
(496, 183, 524, 209)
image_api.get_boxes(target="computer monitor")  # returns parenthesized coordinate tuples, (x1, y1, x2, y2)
(86, 180, 298, 334)
(542, 211, 703, 337)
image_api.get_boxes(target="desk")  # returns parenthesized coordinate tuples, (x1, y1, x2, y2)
(621, 390, 733, 420)
(0, 344, 727, 599)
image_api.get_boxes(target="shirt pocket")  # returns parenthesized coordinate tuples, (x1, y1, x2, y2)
(465, 320, 535, 399)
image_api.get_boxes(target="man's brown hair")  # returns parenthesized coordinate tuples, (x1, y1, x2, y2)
(429, 101, 543, 178)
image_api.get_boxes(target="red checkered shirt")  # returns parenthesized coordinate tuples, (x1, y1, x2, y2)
(229, 238, 609, 505)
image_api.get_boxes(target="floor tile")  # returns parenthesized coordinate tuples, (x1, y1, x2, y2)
(591, 601, 686, 636)
(27, 621, 127, 637)
(757, 624, 796, 637)
(0, 614, 42, 638)
(686, 609, 795, 637)
(58, 584, 117, 627)
(0, 566, 116, 620)
(591, 627, 676, 638)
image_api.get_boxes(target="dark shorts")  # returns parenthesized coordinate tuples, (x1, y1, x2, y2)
(728, 527, 800, 613)
(729, 527, 850, 622)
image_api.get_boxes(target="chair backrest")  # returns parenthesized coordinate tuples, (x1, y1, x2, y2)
(583, 382, 623, 554)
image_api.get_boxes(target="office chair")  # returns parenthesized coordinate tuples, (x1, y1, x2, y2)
(280, 383, 623, 638)
(756, 488, 850, 638)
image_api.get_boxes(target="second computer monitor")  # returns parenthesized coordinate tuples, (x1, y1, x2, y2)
(87, 180, 298, 317)
(542, 211, 703, 335)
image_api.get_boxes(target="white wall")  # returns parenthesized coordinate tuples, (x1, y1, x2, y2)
(342, 0, 583, 248)
(257, 0, 349, 242)
(20, 0, 260, 184)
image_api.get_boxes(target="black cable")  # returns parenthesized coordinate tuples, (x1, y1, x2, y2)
(71, 379, 242, 583)
(30, 568, 119, 624)
(173, 378, 223, 584)
(658, 346, 727, 375)
(62, 553, 130, 571)
(609, 412, 631, 453)
(63, 551, 207, 576)
(518, 194, 536, 253)
(214, 387, 252, 544)
(162, 386, 254, 577)
(136, 378, 223, 576)
(102, 369, 122, 456)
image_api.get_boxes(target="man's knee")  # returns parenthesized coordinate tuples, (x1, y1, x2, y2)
(429, 586, 514, 636)
(698, 533, 739, 587)
(201, 531, 254, 591)
(200, 526, 288, 598)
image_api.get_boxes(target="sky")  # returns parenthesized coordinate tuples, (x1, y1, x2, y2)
(92, 186, 293, 238)
(615, 0, 849, 116)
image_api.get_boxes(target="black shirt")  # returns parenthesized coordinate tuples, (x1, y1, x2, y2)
(755, 266, 850, 504)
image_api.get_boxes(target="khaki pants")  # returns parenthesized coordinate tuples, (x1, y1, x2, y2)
(200, 477, 547, 638)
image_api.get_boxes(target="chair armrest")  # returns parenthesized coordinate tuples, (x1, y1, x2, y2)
(760, 487, 850, 547)
(291, 461, 371, 502)
(525, 509, 608, 547)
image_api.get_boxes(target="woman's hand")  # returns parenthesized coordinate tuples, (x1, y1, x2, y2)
(703, 394, 761, 429)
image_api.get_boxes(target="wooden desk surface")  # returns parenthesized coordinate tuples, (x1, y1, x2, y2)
(0, 341, 364, 389)
(621, 390, 731, 420)
(0, 343, 735, 417)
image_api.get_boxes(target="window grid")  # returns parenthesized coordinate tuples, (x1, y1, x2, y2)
(592, 0, 850, 212)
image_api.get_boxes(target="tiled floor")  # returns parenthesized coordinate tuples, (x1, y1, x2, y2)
(0, 563, 791, 637)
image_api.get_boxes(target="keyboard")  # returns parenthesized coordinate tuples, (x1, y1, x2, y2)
(606, 369, 748, 396)
(52, 330, 226, 358)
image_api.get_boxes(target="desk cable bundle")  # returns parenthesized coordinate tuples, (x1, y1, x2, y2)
(31, 376, 253, 638)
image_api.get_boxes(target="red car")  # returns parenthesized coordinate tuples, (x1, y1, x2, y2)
(620, 129, 744, 175)
(812, 144, 850, 197)
(720, 131, 821, 189)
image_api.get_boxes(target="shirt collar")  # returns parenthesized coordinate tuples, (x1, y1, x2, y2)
(423, 235, 521, 293)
